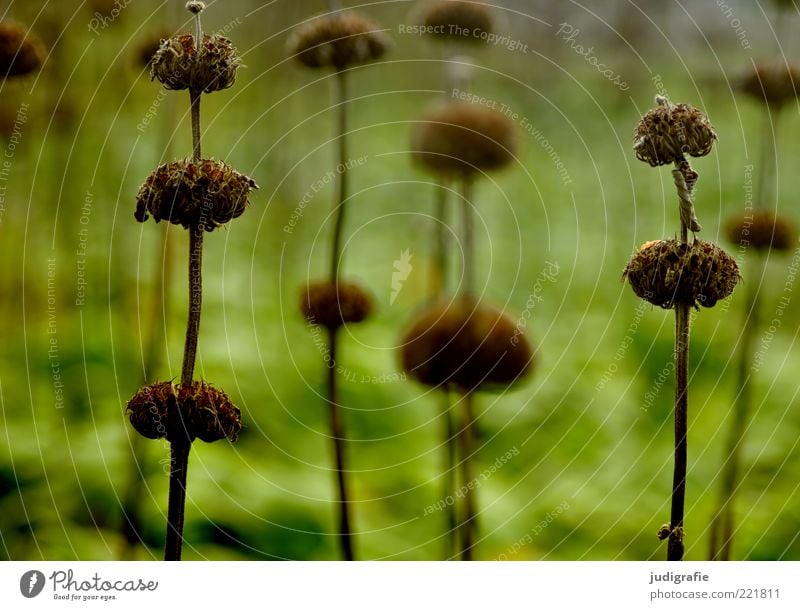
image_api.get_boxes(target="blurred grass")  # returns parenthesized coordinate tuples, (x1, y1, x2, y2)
(1, 0, 799, 560)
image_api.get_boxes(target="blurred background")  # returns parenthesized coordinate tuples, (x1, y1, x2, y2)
(1, 0, 799, 560)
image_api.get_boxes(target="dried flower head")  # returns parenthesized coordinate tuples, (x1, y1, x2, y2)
(135, 159, 258, 231)
(725, 210, 796, 252)
(419, 0, 494, 40)
(738, 62, 800, 108)
(301, 280, 373, 329)
(400, 298, 533, 392)
(0, 22, 44, 77)
(127, 381, 177, 440)
(633, 99, 717, 167)
(412, 102, 516, 177)
(135, 30, 172, 69)
(623, 239, 741, 309)
(179, 381, 241, 443)
(151, 33, 240, 93)
(287, 11, 390, 69)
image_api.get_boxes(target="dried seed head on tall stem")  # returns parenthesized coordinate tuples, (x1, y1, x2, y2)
(417, 0, 494, 41)
(738, 62, 800, 108)
(725, 210, 796, 252)
(0, 21, 44, 77)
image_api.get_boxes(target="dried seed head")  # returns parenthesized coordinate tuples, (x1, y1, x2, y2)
(400, 298, 533, 392)
(135, 159, 258, 231)
(633, 100, 716, 167)
(419, 0, 494, 40)
(126, 381, 177, 440)
(623, 239, 741, 309)
(725, 210, 796, 252)
(0, 22, 44, 78)
(300, 280, 373, 329)
(738, 62, 800, 108)
(287, 11, 390, 69)
(186, 1, 206, 14)
(151, 33, 240, 93)
(178, 381, 241, 443)
(412, 102, 516, 177)
(136, 30, 171, 69)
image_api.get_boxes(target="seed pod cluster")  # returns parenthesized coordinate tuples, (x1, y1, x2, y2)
(738, 62, 800, 108)
(412, 102, 516, 177)
(0, 21, 44, 77)
(725, 210, 796, 252)
(135, 159, 258, 231)
(623, 239, 741, 309)
(300, 280, 373, 329)
(400, 298, 533, 392)
(151, 33, 240, 93)
(127, 381, 241, 443)
(633, 102, 716, 167)
(287, 11, 390, 70)
(418, 0, 494, 39)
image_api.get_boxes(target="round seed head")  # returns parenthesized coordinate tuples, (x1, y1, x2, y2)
(633, 101, 717, 167)
(738, 62, 800, 108)
(126, 382, 177, 440)
(186, 1, 206, 14)
(287, 11, 390, 69)
(0, 22, 44, 78)
(300, 280, 373, 329)
(151, 33, 240, 93)
(623, 239, 741, 309)
(135, 159, 258, 231)
(725, 210, 796, 252)
(419, 0, 494, 40)
(178, 381, 241, 443)
(400, 297, 533, 392)
(412, 102, 516, 177)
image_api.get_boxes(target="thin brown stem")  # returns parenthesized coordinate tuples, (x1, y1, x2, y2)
(190, 89, 202, 162)
(441, 386, 457, 559)
(164, 439, 191, 560)
(326, 326, 354, 560)
(431, 182, 449, 297)
(330, 68, 348, 284)
(460, 178, 475, 298)
(457, 391, 476, 560)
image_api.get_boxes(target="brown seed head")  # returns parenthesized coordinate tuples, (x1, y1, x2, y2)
(151, 33, 240, 93)
(725, 210, 796, 252)
(738, 62, 800, 108)
(136, 30, 172, 69)
(287, 11, 390, 69)
(0, 22, 44, 78)
(412, 102, 516, 177)
(126, 381, 177, 440)
(400, 297, 533, 392)
(623, 239, 741, 309)
(135, 159, 258, 231)
(178, 381, 241, 443)
(633, 100, 716, 167)
(301, 280, 373, 329)
(419, 0, 494, 40)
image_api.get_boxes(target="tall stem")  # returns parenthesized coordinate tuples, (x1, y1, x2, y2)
(431, 182, 449, 296)
(327, 327, 354, 560)
(441, 386, 457, 558)
(164, 439, 191, 560)
(457, 391, 476, 560)
(460, 178, 475, 298)
(329, 68, 348, 284)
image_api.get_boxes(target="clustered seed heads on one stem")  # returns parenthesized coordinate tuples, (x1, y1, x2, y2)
(287, 7, 390, 561)
(626, 95, 740, 561)
(126, 1, 257, 561)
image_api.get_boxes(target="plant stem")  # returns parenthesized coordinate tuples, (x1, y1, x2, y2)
(330, 68, 348, 284)
(431, 182, 449, 296)
(441, 386, 457, 559)
(164, 439, 191, 561)
(460, 178, 475, 298)
(326, 326, 354, 560)
(457, 391, 476, 560)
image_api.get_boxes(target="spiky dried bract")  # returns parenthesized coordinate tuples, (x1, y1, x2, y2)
(738, 62, 800, 108)
(0, 22, 44, 77)
(633, 102, 716, 167)
(151, 33, 240, 93)
(623, 239, 741, 309)
(400, 298, 533, 392)
(419, 0, 494, 40)
(178, 381, 241, 443)
(127, 382, 176, 440)
(725, 210, 796, 252)
(301, 280, 373, 329)
(135, 159, 258, 231)
(287, 11, 390, 69)
(412, 103, 516, 176)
